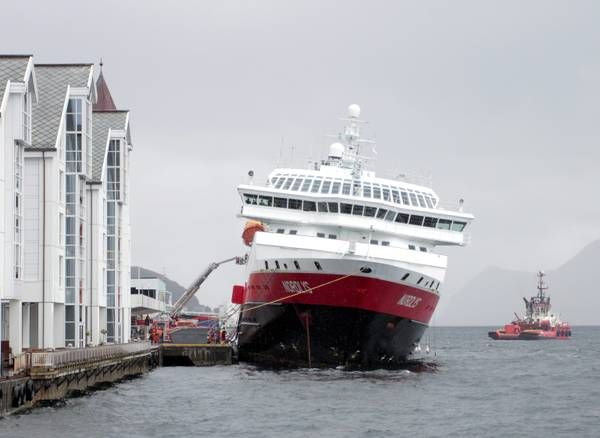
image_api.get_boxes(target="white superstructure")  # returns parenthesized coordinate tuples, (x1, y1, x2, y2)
(238, 105, 473, 292)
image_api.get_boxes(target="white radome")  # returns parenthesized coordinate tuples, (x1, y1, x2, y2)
(348, 104, 361, 118)
(328, 142, 345, 158)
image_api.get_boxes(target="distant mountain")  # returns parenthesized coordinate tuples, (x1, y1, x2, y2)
(131, 266, 213, 313)
(436, 240, 600, 326)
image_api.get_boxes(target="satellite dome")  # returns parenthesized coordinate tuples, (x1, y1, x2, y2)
(328, 142, 345, 158)
(348, 104, 361, 118)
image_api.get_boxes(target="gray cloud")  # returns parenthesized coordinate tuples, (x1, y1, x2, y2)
(3, 0, 599, 307)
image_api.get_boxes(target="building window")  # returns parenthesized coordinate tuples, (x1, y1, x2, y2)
(107, 140, 121, 201)
(23, 91, 31, 143)
(14, 144, 23, 279)
(65, 98, 83, 173)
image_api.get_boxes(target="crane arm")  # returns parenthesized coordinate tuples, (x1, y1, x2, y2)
(170, 255, 247, 318)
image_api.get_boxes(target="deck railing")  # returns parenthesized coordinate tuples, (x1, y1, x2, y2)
(13, 352, 31, 374)
(30, 341, 152, 369)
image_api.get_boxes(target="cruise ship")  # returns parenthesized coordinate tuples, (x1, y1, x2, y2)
(232, 105, 474, 368)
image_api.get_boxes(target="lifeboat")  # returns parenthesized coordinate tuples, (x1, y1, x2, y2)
(242, 220, 265, 246)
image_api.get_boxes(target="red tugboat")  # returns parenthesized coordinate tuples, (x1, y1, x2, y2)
(488, 271, 571, 340)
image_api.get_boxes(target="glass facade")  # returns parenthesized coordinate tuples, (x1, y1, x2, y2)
(63, 97, 88, 347)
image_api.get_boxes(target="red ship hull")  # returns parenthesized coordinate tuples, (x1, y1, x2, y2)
(488, 324, 572, 340)
(235, 272, 439, 367)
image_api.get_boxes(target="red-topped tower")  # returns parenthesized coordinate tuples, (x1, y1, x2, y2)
(93, 59, 116, 111)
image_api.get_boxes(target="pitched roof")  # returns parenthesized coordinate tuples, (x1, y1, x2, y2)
(31, 64, 92, 149)
(91, 110, 128, 181)
(93, 68, 116, 111)
(0, 55, 31, 104)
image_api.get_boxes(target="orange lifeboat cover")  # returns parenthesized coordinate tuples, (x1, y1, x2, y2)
(242, 220, 265, 246)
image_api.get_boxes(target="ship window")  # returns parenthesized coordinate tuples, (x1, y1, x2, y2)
(321, 180, 332, 194)
(282, 178, 294, 190)
(243, 194, 258, 205)
(328, 234, 337, 239)
(382, 241, 390, 246)
(275, 178, 286, 189)
(275, 261, 280, 269)
(331, 181, 341, 194)
(437, 219, 452, 230)
(409, 192, 418, 206)
(451, 221, 466, 232)
(420, 247, 427, 252)
(364, 206, 376, 217)
(408, 244, 416, 250)
(274, 197, 287, 208)
(392, 190, 400, 204)
(258, 196, 273, 207)
(352, 205, 364, 216)
(328, 202, 339, 213)
(342, 182, 351, 195)
(425, 197, 433, 208)
(423, 217, 437, 228)
(400, 191, 409, 205)
(401, 273, 410, 281)
(370, 239, 378, 245)
(395, 213, 409, 224)
(363, 183, 372, 198)
(376, 208, 387, 219)
(353, 181, 361, 196)
(294, 260, 300, 269)
(292, 178, 303, 191)
(314, 261, 322, 271)
(340, 203, 352, 214)
(417, 277, 423, 285)
(373, 185, 381, 199)
(283, 263, 288, 269)
(303, 201, 317, 212)
(301, 179, 313, 192)
(270, 177, 278, 186)
(317, 202, 328, 212)
(288, 199, 302, 210)
(385, 211, 395, 221)
(264, 261, 269, 270)
(382, 188, 390, 201)
(416, 194, 426, 207)
(409, 215, 424, 226)
(289, 230, 297, 235)
(311, 179, 323, 193)
(317, 232, 325, 238)
(276, 229, 285, 233)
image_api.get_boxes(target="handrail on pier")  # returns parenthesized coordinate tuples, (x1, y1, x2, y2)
(30, 341, 153, 369)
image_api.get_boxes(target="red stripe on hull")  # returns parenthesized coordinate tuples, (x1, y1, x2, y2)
(245, 272, 439, 324)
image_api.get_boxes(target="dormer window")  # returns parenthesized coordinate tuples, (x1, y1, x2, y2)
(66, 98, 83, 173)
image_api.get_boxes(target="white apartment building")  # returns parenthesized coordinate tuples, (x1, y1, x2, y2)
(1, 55, 37, 364)
(1, 56, 133, 363)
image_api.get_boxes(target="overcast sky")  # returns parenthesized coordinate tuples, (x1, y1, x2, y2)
(3, 1, 599, 308)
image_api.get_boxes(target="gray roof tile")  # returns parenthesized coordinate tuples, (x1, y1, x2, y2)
(92, 111, 128, 181)
(0, 55, 30, 105)
(31, 64, 92, 149)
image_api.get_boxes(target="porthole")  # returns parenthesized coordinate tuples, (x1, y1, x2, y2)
(294, 260, 300, 270)
(360, 266, 372, 274)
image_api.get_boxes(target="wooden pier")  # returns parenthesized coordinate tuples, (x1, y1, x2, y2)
(1, 342, 159, 417)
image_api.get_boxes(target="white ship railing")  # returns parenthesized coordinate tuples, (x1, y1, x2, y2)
(30, 342, 152, 369)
